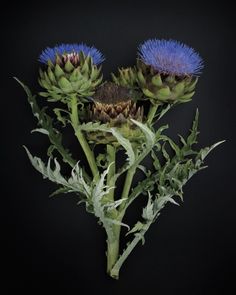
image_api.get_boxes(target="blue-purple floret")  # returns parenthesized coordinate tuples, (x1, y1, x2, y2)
(39, 43, 105, 65)
(138, 39, 203, 76)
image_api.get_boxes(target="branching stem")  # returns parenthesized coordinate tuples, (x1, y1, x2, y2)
(119, 166, 136, 212)
(110, 221, 152, 279)
(70, 96, 99, 180)
(106, 145, 116, 201)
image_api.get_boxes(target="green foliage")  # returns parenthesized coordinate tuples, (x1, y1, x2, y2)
(124, 110, 224, 211)
(24, 146, 90, 196)
(24, 147, 127, 233)
(110, 113, 224, 278)
(15, 78, 77, 169)
(19, 74, 224, 280)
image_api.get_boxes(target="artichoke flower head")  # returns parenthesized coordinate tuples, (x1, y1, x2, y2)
(38, 43, 104, 103)
(136, 39, 204, 105)
(90, 82, 143, 125)
(86, 82, 144, 144)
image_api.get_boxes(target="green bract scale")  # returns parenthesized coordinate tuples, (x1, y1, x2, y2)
(38, 52, 103, 103)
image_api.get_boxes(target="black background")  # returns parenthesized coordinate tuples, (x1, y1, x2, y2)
(2, 0, 236, 294)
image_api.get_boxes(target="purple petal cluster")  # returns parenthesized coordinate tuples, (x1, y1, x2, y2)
(39, 43, 105, 65)
(138, 39, 203, 76)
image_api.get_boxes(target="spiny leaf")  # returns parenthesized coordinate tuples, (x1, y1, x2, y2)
(131, 119, 155, 147)
(187, 109, 199, 146)
(49, 187, 70, 198)
(105, 198, 127, 210)
(106, 218, 130, 231)
(155, 195, 179, 210)
(142, 192, 155, 221)
(151, 150, 161, 170)
(110, 128, 135, 167)
(137, 165, 151, 177)
(167, 138, 181, 157)
(178, 134, 187, 146)
(126, 221, 144, 236)
(53, 108, 69, 126)
(162, 142, 170, 162)
(24, 146, 90, 196)
(128, 122, 168, 173)
(15, 78, 76, 168)
(90, 164, 118, 238)
(197, 140, 225, 161)
(31, 128, 49, 135)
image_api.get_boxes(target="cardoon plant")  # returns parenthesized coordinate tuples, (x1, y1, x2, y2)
(16, 40, 224, 279)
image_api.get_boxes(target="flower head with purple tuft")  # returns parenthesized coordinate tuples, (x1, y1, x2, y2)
(138, 39, 203, 76)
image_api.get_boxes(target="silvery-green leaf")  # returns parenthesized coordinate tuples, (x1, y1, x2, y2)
(31, 128, 49, 135)
(155, 195, 179, 211)
(142, 192, 155, 221)
(24, 146, 90, 196)
(131, 119, 155, 147)
(151, 150, 161, 170)
(110, 128, 135, 167)
(53, 108, 69, 126)
(106, 218, 130, 231)
(90, 164, 120, 238)
(105, 198, 127, 210)
(198, 140, 225, 161)
(187, 109, 199, 146)
(49, 187, 69, 197)
(137, 165, 151, 177)
(15, 78, 77, 169)
(126, 221, 144, 236)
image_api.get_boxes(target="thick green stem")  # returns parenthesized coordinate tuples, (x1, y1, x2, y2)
(70, 96, 99, 179)
(75, 129, 99, 178)
(106, 224, 121, 277)
(110, 221, 152, 279)
(107, 145, 116, 201)
(147, 104, 159, 125)
(119, 166, 136, 212)
(106, 145, 120, 276)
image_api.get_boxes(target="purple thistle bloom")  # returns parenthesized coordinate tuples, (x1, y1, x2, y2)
(138, 39, 203, 76)
(39, 43, 105, 65)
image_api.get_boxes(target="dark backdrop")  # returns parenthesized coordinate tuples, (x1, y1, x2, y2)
(2, 1, 236, 294)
